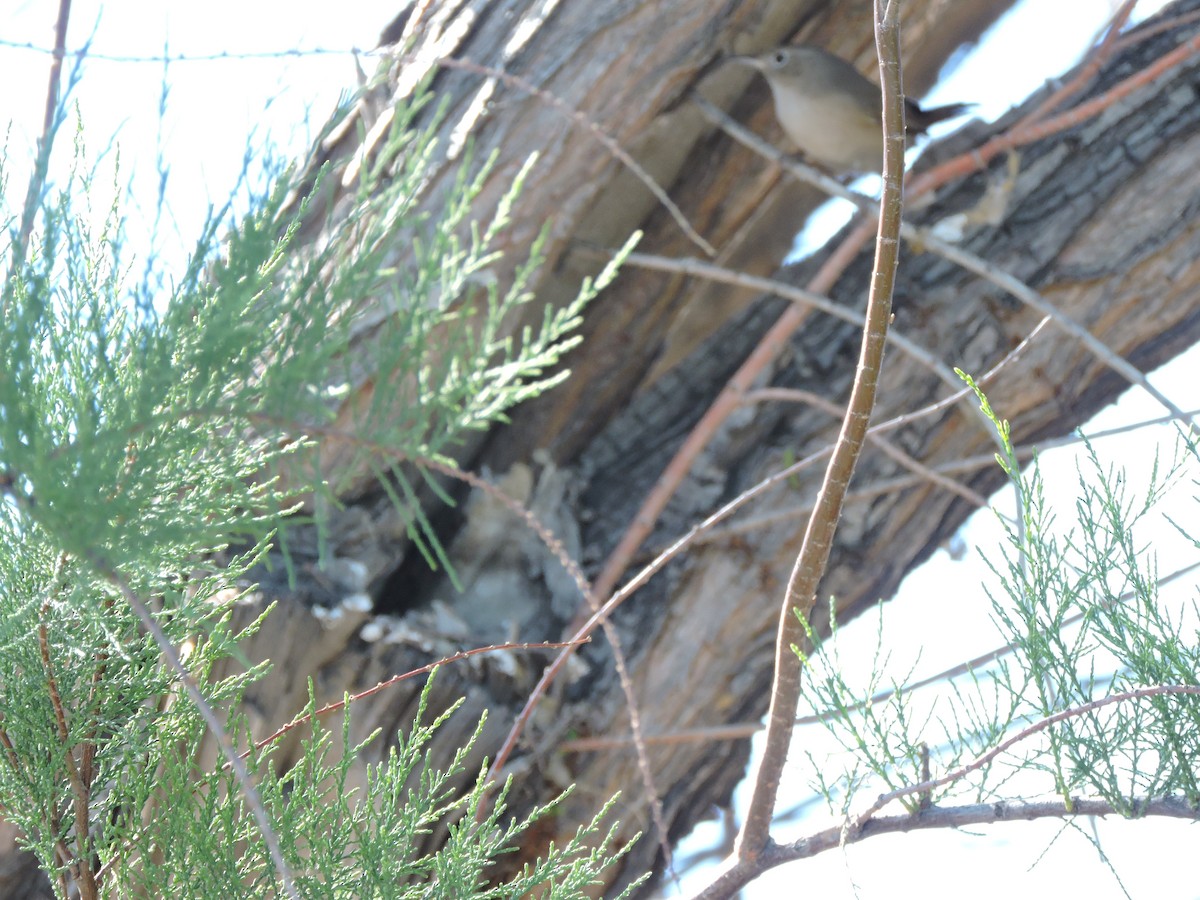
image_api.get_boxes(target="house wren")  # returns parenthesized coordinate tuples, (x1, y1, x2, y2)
(732, 45, 969, 173)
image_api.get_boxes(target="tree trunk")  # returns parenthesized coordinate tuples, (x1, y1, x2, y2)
(222, 0, 1200, 894)
(15, 0, 1200, 896)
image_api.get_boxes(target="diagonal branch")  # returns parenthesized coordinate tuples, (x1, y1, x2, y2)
(694, 96, 1191, 424)
(697, 795, 1199, 896)
(854, 684, 1200, 828)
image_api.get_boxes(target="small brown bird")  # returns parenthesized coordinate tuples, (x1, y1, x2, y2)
(732, 45, 970, 173)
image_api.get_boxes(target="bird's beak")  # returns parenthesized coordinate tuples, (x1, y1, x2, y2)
(728, 55, 764, 71)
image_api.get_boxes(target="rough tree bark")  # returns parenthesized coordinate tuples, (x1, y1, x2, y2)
(9, 0, 1200, 896)
(210, 0, 1200, 893)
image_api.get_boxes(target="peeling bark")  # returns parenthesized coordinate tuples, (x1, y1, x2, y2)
(13, 0, 1200, 895)
(235, 0, 1200, 893)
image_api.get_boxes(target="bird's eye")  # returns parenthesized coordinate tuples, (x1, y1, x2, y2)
(773, 51, 786, 65)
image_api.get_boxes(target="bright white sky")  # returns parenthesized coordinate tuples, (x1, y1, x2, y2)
(3, 1, 1197, 898)
(2, 1, 400, 275)
(686, 3, 1200, 898)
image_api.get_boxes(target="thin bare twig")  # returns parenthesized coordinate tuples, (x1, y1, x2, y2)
(583, 220, 875, 620)
(420, 458, 593, 602)
(559, 558, 1200, 752)
(1019, 0, 1137, 126)
(102, 569, 299, 898)
(407, 474, 676, 876)
(247, 639, 586, 755)
(696, 795, 1199, 896)
(579, 246, 991, 416)
(734, 0, 907, 864)
(919, 230, 1189, 422)
(906, 26, 1200, 196)
(251, 421, 675, 871)
(694, 96, 1191, 424)
(573, 78, 1117, 655)
(8, 0, 74, 290)
(854, 684, 1200, 828)
(435, 57, 716, 257)
(744, 387, 989, 508)
(492, 314, 1059, 779)
(704, 397, 1197, 543)
(1112, 8, 1200, 51)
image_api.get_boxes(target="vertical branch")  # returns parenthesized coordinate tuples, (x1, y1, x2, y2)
(8, 0, 74, 283)
(39, 1, 74, 145)
(733, 0, 908, 865)
(37, 610, 98, 899)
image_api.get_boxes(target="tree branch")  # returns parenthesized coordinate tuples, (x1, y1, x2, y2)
(736, 0, 907, 865)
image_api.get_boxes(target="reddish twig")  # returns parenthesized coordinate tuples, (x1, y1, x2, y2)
(907, 26, 1200, 197)
(40, 1, 73, 142)
(854, 684, 1200, 827)
(8, 0, 74, 291)
(490, 312, 1062, 778)
(579, 32, 1200, 710)
(246, 639, 586, 755)
(250, 421, 674, 869)
(584, 219, 873, 616)
(695, 96, 1189, 422)
(1113, 8, 1200, 51)
(1019, 0, 1137, 126)
(38, 604, 98, 899)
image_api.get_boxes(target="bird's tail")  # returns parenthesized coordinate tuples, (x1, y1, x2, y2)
(906, 101, 973, 135)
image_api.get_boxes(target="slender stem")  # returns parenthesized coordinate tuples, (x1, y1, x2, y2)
(7, 0, 74, 292)
(735, 0, 907, 861)
(98, 566, 300, 899)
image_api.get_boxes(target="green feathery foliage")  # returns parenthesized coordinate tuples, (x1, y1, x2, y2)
(794, 374, 1200, 827)
(0, 62, 636, 898)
